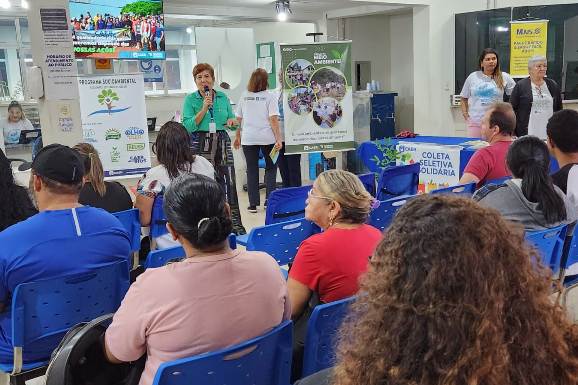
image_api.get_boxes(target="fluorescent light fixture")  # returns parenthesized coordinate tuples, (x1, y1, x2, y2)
(496, 26, 509, 32)
(276, 0, 291, 22)
(0, 0, 11, 9)
(186, 27, 193, 34)
(21, 0, 28, 8)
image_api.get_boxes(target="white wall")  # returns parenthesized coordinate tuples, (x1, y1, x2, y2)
(343, 14, 391, 91)
(412, 0, 578, 137)
(253, 22, 316, 45)
(389, 12, 414, 131)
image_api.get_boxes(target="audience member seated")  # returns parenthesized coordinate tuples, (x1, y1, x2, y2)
(104, 173, 290, 385)
(547, 110, 578, 210)
(0, 148, 36, 232)
(0, 144, 131, 363)
(135, 121, 214, 249)
(74, 143, 133, 213)
(473, 135, 576, 231)
(460, 101, 515, 186)
(296, 195, 578, 385)
(288, 170, 381, 319)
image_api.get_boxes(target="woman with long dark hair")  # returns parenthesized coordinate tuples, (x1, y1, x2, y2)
(0, 148, 36, 231)
(135, 121, 214, 248)
(474, 135, 576, 230)
(297, 195, 578, 385)
(74, 143, 133, 213)
(105, 173, 289, 385)
(460, 48, 516, 137)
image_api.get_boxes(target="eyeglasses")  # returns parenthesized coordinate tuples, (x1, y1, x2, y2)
(307, 188, 333, 201)
(535, 86, 544, 98)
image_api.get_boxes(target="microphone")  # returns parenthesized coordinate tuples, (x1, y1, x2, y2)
(204, 85, 213, 117)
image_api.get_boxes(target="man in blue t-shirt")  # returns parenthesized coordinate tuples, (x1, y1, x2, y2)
(0, 144, 131, 363)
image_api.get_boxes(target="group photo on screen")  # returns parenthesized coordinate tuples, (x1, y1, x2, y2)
(69, 0, 165, 59)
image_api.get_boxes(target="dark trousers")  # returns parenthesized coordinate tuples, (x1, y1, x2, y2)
(190, 131, 246, 235)
(242, 144, 277, 207)
(278, 143, 302, 188)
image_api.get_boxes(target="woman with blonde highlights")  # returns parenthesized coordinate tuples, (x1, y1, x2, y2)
(74, 142, 132, 213)
(298, 194, 578, 385)
(288, 170, 381, 319)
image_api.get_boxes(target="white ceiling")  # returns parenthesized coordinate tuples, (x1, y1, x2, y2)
(165, 0, 412, 23)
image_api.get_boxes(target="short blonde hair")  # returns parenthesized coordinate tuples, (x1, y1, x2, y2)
(316, 169, 373, 224)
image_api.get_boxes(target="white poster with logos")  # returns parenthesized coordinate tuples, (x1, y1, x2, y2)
(396, 142, 462, 193)
(78, 73, 151, 177)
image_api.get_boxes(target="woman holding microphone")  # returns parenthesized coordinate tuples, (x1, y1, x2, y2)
(234, 68, 282, 213)
(182, 63, 245, 234)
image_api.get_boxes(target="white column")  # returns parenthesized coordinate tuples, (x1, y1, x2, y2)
(27, 0, 83, 147)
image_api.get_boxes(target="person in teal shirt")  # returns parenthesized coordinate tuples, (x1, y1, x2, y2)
(182, 63, 245, 234)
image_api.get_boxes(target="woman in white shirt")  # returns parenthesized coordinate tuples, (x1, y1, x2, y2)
(135, 121, 215, 249)
(233, 68, 282, 213)
(460, 48, 516, 138)
(2, 101, 34, 146)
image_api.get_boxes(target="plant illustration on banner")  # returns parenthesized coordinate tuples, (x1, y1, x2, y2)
(371, 138, 412, 170)
(98, 89, 119, 114)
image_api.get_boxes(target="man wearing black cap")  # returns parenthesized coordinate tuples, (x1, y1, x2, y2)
(0, 144, 131, 364)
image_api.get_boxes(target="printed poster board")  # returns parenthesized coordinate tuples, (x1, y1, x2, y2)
(396, 142, 462, 193)
(280, 41, 354, 154)
(78, 73, 151, 177)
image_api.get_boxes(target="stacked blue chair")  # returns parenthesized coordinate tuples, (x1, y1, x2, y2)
(525, 224, 568, 272)
(302, 296, 355, 378)
(112, 208, 141, 268)
(357, 173, 376, 196)
(152, 320, 293, 385)
(150, 195, 168, 250)
(431, 183, 476, 197)
(375, 163, 420, 201)
(368, 195, 413, 232)
(0, 261, 130, 385)
(562, 231, 578, 304)
(242, 218, 321, 267)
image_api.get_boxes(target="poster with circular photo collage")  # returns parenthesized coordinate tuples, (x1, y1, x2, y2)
(284, 60, 346, 129)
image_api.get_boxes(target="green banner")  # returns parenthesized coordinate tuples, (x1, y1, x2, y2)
(280, 42, 354, 154)
(256, 42, 276, 88)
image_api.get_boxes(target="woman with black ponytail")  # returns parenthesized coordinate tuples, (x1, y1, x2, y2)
(104, 173, 290, 385)
(474, 135, 576, 230)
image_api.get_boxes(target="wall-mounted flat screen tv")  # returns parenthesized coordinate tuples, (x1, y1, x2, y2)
(69, 0, 165, 60)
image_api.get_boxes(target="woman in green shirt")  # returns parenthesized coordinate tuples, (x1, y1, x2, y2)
(182, 63, 246, 235)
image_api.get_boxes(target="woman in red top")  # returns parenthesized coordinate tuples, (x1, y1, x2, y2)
(288, 170, 382, 319)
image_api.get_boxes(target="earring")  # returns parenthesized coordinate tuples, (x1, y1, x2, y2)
(328, 214, 335, 228)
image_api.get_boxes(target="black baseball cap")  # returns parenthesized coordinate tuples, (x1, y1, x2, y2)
(32, 144, 85, 184)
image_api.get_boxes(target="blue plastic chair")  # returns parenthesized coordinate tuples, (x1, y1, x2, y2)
(150, 195, 168, 250)
(151, 320, 293, 385)
(484, 176, 511, 186)
(239, 218, 320, 266)
(146, 235, 238, 269)
(368, 195, 413, 232)
(0, 261, 129, 382)
(430, 183, 476, 197)
(264, 185, 311, 225)
(145, 246, 186, 269)
(525, 224, 568, 272)
(112, 208, 141, 268)
(375, 163, 420, 201)
(302, 296, 355, 378)
(357, 173, 376, 196)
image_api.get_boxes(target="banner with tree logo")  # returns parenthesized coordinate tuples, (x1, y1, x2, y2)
(280, 41, 354, 154)
(78, 73, 151, 177)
